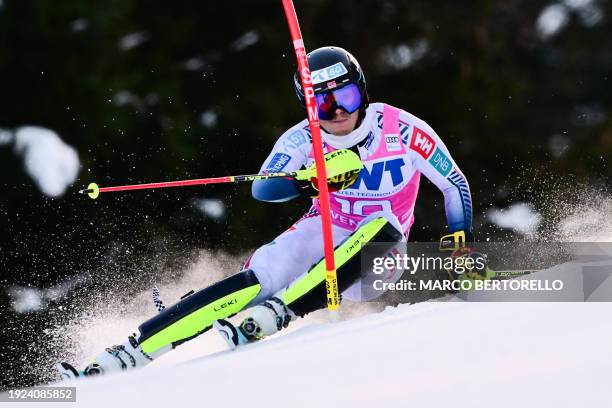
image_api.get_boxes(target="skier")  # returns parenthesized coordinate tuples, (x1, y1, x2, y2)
(57, 46, 473, 378)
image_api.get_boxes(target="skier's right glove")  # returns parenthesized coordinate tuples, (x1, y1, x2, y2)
(296, 159, 361, 198)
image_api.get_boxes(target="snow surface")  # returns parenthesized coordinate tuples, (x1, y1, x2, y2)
(13, 301, 612, 407)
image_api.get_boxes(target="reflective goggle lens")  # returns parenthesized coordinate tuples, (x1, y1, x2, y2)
(314, 83, 362, 120)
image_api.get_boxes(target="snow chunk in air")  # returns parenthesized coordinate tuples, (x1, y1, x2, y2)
(194, 198, 225, 220)
(71, 18, 89, 32)
(487, 202, 542, 235)
(119, 32, 149, 51)
(231, 31, 259, 51)
(0, 128, 13, 145)
(536, 4, 570, 39)
(183, 56, 206, 71)
(13, 126, 80, 197)
(379, 40, 429, 71)
(199, 110, 218, 128)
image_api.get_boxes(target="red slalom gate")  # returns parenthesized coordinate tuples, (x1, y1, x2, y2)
(281, 0, 340, 314)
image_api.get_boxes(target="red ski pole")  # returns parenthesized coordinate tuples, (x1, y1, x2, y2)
(281, 0, 340, 314)
(78, 149, 362, 200)
(79, 172, 299, 200)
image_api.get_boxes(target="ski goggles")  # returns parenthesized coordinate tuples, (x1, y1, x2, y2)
(314, 83, 362, 120)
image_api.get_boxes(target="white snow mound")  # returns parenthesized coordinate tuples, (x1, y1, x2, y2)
(18, 301, 612, 407)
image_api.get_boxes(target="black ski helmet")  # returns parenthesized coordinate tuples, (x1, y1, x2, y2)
(293, 46, 369, 112)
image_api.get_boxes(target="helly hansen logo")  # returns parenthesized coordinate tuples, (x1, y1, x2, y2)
(410, 127, 435, 159)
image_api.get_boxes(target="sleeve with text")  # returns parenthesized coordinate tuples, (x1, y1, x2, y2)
(252, 126, 310, 203)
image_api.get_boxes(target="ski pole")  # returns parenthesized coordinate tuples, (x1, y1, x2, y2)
(79, 172, 296, 200)
(78, 148, 362, 199)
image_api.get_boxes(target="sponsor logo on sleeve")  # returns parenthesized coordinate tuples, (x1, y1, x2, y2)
(428, 147, 452, 176)
(285, 131, 307, 149)
(385, 134, 402, 152)
(409, 127, 435, 159)
(311, 62, 348, 85)
(266, 153, 292, 172)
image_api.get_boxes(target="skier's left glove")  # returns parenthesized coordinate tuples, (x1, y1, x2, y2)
(439, 230, 474, 251)
(439, 230, 492, 281)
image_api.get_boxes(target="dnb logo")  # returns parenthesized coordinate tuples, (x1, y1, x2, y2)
(349, 158, 406, 190)
(429, 147, 452, 176)
(409, 127, 435, 159)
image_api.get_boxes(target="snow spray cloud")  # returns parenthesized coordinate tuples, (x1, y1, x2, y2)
(1, 235, 245, 388)
(502, 176, 612, 242)
(49, 248, 243, 370)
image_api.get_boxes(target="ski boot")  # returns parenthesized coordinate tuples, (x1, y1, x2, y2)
(56, 335, 153, 379)
(214, 297, 294, 350)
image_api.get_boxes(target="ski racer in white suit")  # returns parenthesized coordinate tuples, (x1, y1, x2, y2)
(57, 46, 473, 378)
(246, 47, 473, 312)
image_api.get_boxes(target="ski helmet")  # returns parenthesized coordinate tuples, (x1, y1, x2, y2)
(293, 46, 369, 118)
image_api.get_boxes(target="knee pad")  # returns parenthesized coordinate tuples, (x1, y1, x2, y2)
(280, 217, 403, 317)
(358, 210, 404, 241)
(137, 270, 260, 355)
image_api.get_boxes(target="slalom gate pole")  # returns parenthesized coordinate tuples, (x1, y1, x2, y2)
(281, 0, 341, 317)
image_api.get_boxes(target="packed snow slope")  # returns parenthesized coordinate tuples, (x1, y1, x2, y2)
(23, 301, 612, 407)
